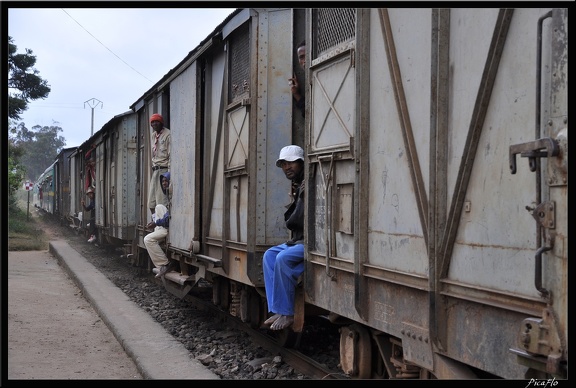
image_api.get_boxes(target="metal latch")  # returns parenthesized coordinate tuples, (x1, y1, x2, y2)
(527, 201, 555, 229)
(509, 137, 559, 174)
(516, 307, 566, 377)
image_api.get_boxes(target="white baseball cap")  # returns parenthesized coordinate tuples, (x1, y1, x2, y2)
(276, 145, 304, 167)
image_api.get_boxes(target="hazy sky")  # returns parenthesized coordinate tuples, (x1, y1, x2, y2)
(8, 6, 236, 148)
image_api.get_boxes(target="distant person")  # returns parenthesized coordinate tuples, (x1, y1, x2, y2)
(288, 40, 306, 118)
(161, 170, 172, 208)
(144, 172, 173, 278)
(85, 143, 96, 190)
(148, 113, 170, 216)
(81, 187, 97, 243)
(262, 145, 305, 331)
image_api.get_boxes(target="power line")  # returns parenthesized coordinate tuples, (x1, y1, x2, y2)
(61, 9, 154, 83)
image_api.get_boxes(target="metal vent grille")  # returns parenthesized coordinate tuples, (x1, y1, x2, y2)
(313, 8, 356, 57)
(228, 22, 250, 104)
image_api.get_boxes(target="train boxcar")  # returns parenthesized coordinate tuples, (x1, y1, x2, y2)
(33, 147, 76, 217)
(68, 111, 138, 246)
(130, 9, 304, 308)
(53, 147, 76, 225)
(33, 160, 56, 213)
(301, 8, 568, 379)
(36, 7, 567, 380)
(69, 133, 98, 236)
(95, 111, 138, 246)
(68, 142, 88, 230)
(129, 7, 567, 379)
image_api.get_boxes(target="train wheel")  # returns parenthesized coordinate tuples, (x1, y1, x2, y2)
(339, 323, 372, 379)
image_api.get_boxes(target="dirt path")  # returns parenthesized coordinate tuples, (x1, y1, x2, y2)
(7, 226, 143, 379)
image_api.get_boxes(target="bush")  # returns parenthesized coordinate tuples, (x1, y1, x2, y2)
(8, 197, 34, 233)
(8, 191, 47, 251)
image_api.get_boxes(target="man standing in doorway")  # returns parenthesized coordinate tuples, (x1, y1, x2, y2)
(289, 40, 306, 118)
(148, 113, 170, 216)
(81, 187, 97, 243)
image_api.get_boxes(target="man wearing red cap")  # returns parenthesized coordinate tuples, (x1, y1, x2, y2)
(148, 113, 170, 215)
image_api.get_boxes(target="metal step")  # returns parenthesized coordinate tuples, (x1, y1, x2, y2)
(152, 268, 197, 299)
(164, 270, 195, 285)
(194, 254, 223, 268)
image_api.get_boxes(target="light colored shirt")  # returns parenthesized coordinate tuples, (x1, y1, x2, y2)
(151, 127, 171, 168)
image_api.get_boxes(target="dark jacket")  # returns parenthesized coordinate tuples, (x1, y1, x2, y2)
(284, 170, 305, 245)
(84, 194, 95, 219)
(295, 96, 305, 118)
(85, 200, 95, 213)
(155, 212, 170, 228)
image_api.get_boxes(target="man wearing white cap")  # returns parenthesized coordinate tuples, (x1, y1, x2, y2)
(262, 145, 306, 331)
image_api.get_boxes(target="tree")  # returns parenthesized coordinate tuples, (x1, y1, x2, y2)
(11, 122, 66, 182)
(7, 37, 53, 208)
(8, 35, 51, 121)
(7, 136, 27, 196)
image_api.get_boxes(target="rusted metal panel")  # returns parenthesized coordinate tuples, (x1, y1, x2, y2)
(168, 63, 199, 251)
(204, 50, 226, 244)
(306, 8, 567, 379)
(54, 147, 75, 220)
(110, 115, 137, 239)
(90, 113, 138, 242)
(68, 156, 79, 219)
(310, 52, 356, 151)
(165, 9, 295, 287)
(252, 8, 294, 248)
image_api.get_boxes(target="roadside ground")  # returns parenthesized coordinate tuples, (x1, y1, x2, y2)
(6, 208, 143, 380)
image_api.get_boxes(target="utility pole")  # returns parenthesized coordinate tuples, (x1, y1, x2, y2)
(84, 98, 103, 136)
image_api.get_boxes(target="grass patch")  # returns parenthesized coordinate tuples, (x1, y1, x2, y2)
(8, 196, 49, 251)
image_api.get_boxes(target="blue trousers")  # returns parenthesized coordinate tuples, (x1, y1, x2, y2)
(262, 243, 304, 316)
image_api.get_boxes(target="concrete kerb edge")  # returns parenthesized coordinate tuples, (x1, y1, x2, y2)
(48, 240, 151, 379)
(49, 240, 219, 379)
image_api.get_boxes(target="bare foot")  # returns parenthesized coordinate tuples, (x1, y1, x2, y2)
(263, 314, 281, 326)
(270, 315, 294, 331)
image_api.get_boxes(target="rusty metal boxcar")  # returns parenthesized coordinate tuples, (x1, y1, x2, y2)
(303, 8, 567, 379)
(38, 7, 567, 380)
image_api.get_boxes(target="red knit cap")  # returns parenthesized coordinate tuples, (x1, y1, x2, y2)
(150, 113, 164, 123)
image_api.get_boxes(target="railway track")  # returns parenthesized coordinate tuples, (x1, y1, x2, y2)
(40, 216, 347, 380)
(180, 287, 348, 380)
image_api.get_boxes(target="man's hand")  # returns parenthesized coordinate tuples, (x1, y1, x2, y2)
(289, 74, 302, 101)
(146, 221, 155, 230)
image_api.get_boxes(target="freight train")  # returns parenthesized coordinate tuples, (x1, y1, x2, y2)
(34, 8, 568, 379)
